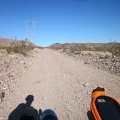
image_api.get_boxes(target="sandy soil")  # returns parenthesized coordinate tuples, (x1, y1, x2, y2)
(0, 49, 120, 120)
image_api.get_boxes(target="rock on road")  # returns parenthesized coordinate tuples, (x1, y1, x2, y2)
(1, 49, 120, 120)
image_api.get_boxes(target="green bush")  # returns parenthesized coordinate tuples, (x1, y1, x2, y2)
(49, 42, 120, 57)
(69, 44, 92, 53)
(4, 40, 35, 56)
(107, 42, 120, 57)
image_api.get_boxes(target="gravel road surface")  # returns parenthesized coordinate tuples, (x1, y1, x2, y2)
(0, 49, 120, 120)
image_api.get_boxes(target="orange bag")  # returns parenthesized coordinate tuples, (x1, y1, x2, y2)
(90, 87, 120, 120)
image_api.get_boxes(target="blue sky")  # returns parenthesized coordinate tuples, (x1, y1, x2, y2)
(0, 0, 120, 46)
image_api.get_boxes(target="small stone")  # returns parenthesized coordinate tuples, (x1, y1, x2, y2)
(63, 75, 65, 77)
(20, 60, 25, 64)
(0, 91, 5, 102)
(83, 82, 89, 87)
(87, 91, 91, 95)
(84, 61, 89, 64)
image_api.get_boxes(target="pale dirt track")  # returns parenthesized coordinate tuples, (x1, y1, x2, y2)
(1, 49, 120, 120)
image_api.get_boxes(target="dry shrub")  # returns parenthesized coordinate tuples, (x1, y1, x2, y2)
(81, 51, 112, 59)
(3, 40, 35, 56)
(107, 42, 120, 57)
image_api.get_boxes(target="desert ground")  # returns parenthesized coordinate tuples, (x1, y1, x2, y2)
(0, 48, 120, 120)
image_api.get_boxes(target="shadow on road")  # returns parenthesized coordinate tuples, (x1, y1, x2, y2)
(8, 95, 41, 120)
(87, 111, 95, 120)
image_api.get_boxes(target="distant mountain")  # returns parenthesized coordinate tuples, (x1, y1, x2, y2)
(0, 37, 36, 47)
(49, 42, 120, 51)
(0, 37, 13, 47)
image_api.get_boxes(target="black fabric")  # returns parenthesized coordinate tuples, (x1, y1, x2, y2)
(95, 96, 120, 120)
(19, 116, 35, 120)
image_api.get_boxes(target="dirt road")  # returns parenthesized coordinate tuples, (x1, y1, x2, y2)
(1, 49, 120, 120)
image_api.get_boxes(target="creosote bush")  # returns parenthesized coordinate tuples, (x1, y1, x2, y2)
(50, 42, 120, 57)
(107, 42, 120, 57)
(3, 40, 35, 56)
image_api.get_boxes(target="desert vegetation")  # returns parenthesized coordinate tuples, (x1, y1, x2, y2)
(49, 42, 120, 76)
(49, 42, 120, 57)
(0, 40, 41, 56)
